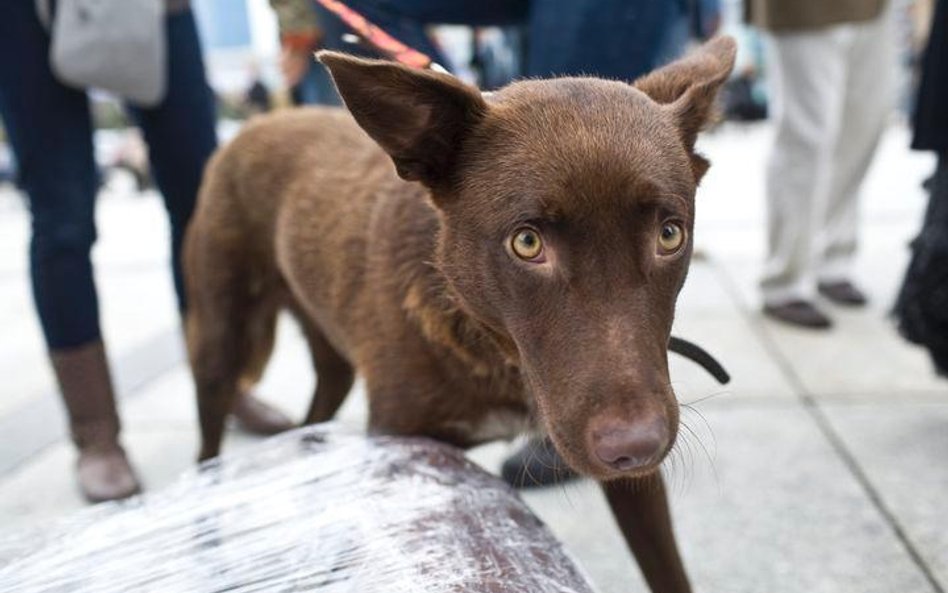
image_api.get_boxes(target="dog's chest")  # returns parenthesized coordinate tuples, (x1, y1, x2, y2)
(445, 408, 535, 445)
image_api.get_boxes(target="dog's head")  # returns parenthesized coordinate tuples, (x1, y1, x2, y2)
(320, 38, 735, 481)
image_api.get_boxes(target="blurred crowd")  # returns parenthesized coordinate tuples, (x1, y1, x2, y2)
(0, 0, 945, 501)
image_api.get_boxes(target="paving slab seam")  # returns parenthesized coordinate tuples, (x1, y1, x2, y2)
(711, 257, 947, 593)
(803, 397, 946, 593)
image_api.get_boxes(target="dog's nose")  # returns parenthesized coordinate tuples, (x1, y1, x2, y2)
(589, 414, 669, 472)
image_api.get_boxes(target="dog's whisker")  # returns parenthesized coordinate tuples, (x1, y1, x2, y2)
(682, 404, 718, 450)
(680, 403, 718, 453)
(680, 420, 715, 470)
(662, 438, 681, 494)
(669, 443, 690, 496)
(679, 414, 720, 490)
(556, 472, 579, 508)
(664, 446, 683, 496)
(682, 389, 731, 407)
(668, 424, 699, 495)
(680, 430, 697, 491)
(520, 439, 545, 489)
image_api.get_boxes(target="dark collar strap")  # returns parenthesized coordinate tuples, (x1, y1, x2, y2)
(668, 336, 731, 385)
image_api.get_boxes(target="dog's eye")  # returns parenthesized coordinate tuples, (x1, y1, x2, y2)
(658, 222, 685, 254)
(511, 228, 544, 261)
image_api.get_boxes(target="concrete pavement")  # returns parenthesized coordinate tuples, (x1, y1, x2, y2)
(0, 121, 945, 593)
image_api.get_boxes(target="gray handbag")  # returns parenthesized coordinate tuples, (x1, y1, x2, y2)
(36, 0, 167, 107)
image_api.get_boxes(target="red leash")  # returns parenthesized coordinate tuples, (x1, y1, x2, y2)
(313, 0, 435, 70)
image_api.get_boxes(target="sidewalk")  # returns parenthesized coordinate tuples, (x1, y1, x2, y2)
(1, 121, 945, 593)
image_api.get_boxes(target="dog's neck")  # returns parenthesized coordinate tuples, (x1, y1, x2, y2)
(402, 255, 520, 378)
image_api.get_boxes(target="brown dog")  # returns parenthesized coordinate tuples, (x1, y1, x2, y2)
(184, 37, 735, 593)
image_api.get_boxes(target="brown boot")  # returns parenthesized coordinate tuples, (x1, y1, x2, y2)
(51, 341, 141, 503)
(232, 387, 295, 436)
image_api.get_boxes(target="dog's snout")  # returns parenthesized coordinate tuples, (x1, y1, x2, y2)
(588, 412, 669, 472)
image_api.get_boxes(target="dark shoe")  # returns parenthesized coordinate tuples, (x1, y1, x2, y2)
(763, 300, 833, 329)
(501, 437, 579, 489)
(818, 280, 868, 306)
(232, 391, 295, 436)
(51, 341, 142, 503)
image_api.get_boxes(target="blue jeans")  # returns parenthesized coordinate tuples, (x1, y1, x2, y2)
(315, 0, 688, 80)
(0, 1, 217, 350)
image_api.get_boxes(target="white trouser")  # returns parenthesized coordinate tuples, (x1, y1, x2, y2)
(760, 7, 896, 305)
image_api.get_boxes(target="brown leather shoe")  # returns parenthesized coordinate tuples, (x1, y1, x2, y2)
(77, 445, 141, 503)
(50, 341, 142, 503)
(232, 391, 295, 436)
(763, 300, 833, 329)
(818, 280, 868, 306)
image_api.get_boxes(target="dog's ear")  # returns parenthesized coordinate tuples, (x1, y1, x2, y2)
(318, 51, 487, 189)
(633, 36, 736, 182)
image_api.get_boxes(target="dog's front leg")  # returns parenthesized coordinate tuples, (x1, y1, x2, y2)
(602, 473, 691, 593)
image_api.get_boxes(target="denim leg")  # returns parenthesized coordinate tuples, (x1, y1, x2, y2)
(0, 0, 101, 350)
(127, 9, 218, 314)
(526, 0, 687, 79)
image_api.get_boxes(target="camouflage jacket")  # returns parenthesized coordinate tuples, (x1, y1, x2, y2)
(270, 0, 321, 43)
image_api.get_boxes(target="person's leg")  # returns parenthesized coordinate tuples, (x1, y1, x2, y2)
(526, 0, 687, 79)
(127, 8, 217, 314)
(895, 154, 948, 375)
(129, 8, 293, 436)
(816, 8, 896, 296)
(0, 3, 99, 350)
(0, 0, 138, 501)
(760, 27, 847, 324)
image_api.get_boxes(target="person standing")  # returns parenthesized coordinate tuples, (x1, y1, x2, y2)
(0, 0, 293, 503)
(895, 0, 948, 375)
(749, 0, 897, 328)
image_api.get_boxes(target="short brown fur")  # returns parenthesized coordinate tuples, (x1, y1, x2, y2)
(185, 37, 735, 593)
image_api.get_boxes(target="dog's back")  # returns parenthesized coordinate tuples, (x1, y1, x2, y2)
(189, 107, 403, 351)
(191, 107, 386, 267)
